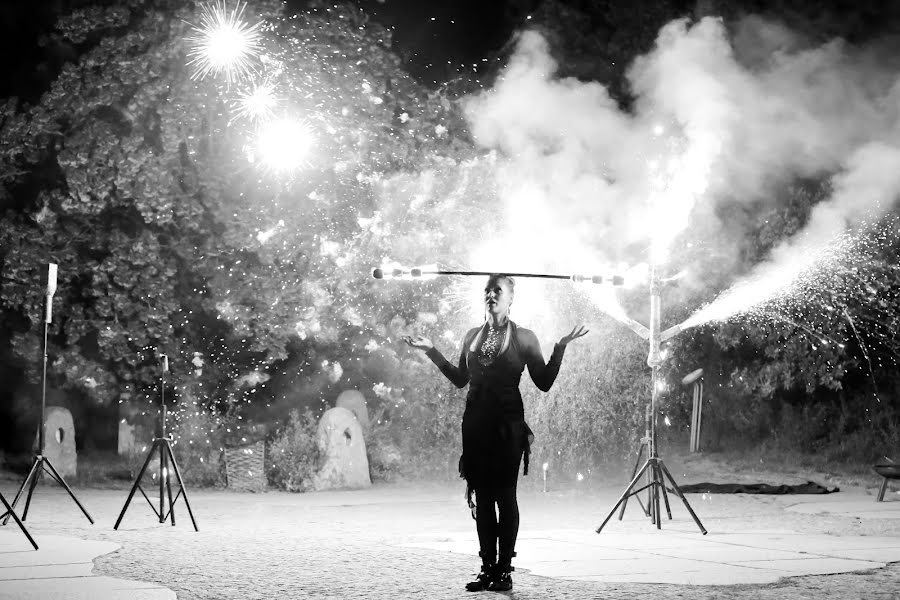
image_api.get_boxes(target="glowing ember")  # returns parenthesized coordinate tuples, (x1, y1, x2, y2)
(186, 0, 263, 83)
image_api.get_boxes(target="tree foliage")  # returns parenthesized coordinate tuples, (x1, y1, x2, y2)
(2, 0, 899, 478)
(0, 0, 483, 439)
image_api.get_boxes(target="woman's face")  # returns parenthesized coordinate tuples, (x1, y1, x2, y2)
(484, 276, 513, 318)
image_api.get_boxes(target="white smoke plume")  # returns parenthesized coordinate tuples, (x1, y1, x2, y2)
(462, 15, 900, 326)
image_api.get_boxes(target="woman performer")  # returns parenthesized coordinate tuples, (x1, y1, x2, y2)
(404, 274, 587, 592)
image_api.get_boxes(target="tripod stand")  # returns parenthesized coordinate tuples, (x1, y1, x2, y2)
(114, 355, 198, 531)
(596, 264, 707, 535)
(1, 265, 94, 528)
(615, 404, 653, 521)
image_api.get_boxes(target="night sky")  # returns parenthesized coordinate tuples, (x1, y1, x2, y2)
(4, 0, 899, 102)
(0, 0, 529, 101)
(336, 0, 527, 83)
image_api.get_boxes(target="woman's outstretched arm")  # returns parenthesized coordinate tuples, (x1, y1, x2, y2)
(404, 328, 478, 389)
(425, 345, 470, 389)
(522, 330, 565, 392)
(523, 325, 588, 392)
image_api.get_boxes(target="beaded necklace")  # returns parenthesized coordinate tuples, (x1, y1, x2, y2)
(478, 322, 506, 365)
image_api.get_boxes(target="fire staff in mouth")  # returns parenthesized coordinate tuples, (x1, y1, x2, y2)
(404, 274, 587, 592)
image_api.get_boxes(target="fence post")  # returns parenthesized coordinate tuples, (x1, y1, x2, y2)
(682, 368, 704, 453)
(690, 380, 704, 452)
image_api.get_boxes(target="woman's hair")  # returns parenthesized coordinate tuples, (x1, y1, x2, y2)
(488, 273, 515, 294)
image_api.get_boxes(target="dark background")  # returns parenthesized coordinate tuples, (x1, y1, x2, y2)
(6, 0, 529, 99)
(4, 0, 900, 102)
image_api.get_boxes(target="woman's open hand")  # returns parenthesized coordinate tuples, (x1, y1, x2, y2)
(558, 325, 589, 346)
(402, 335, 434, 352)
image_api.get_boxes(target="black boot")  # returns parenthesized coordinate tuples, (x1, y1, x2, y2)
(488, 552, 515, 592)
(465, 552, 495, 592)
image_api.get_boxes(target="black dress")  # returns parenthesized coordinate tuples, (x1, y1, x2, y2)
(426, 320, 566, 489)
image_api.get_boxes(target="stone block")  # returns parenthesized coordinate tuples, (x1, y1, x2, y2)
(117, 401, 154, 459)
(118, 419, 142, 458)
(335, 389, 369, 433)
(312, 407, 370, 491)
(42, 406, 77, 478)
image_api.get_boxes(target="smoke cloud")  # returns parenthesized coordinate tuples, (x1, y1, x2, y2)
(461, 15, 900, 326)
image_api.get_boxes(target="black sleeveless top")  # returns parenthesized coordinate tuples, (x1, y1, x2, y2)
(426, 321, 566, 487)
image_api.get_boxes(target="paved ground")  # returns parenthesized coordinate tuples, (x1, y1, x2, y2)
(0, 532, 174, 600)
(1, 468, 900, 599)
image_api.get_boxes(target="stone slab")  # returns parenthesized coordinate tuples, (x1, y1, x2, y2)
(0, 531, 174, 600)
(0, 577, 174, 600)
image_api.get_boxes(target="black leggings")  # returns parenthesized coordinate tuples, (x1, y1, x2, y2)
(474, 482, 519, 566)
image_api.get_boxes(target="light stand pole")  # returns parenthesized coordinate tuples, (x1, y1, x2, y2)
(596, 263, 707, 534)
(1, 264, 94, 528)
(114, 355, 198, 531)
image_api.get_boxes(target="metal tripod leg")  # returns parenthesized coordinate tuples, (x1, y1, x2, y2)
(658, 460, 707, 535)
(114, 439, 160, 529)
(648, 461, 672, 527)
(2, 456, 92, 525)
(158, 442, 167, 524)
(3, 458, 40, 525)
(597, 457, 707, 535)
(596, 458, 654, 533)
(19, 460, 42, 522)
(114, 438, 198, 531)
(651, 462, 661, 528)
(0, 491, 38, 550)
(163, 445, 176, 527)
(164, 441, 198, 531)
(654, 461, 673, 521)
(618, 441, 650, 520)
(41, 458, 93, 523)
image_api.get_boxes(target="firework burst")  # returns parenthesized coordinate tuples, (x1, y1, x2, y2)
(186, 1, 263, 83)
(231, 81, 279, 123)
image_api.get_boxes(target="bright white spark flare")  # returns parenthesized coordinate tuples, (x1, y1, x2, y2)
(254, 117, 315, 172)
(647, 131, 718, 264)
(186, 1, 262, 83)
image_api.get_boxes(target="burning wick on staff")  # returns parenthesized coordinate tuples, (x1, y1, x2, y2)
(371, 266, 625, 285)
